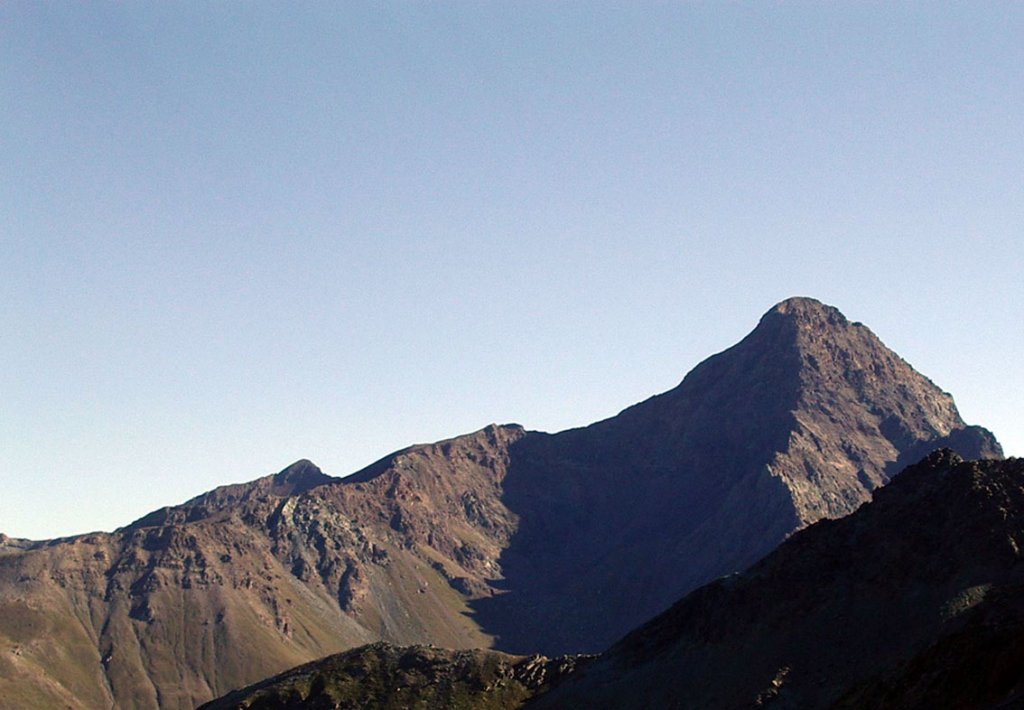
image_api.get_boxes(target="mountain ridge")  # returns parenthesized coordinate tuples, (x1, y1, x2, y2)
(0, 297, 1002, 708)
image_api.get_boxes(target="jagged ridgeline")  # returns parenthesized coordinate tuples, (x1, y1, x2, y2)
(0, 298, 1001, 709)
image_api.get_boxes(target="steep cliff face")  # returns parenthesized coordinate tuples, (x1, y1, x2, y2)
(0, 298, 1001, 708)
(533, 453, 1024, 710)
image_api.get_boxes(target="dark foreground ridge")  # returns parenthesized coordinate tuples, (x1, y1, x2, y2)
(534, 452, 1024, 709)
(198, 642, 589, 710)
(205, 454, 1024, 709)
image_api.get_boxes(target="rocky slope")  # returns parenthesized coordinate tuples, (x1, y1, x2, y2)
(532, 452, 1024, 709)
(0, 298, 1001, 708)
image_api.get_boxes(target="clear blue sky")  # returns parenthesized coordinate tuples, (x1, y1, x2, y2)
(2, 3, 1021, 539)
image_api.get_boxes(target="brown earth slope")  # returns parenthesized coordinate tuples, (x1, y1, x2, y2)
(0, 297, 1002, 708)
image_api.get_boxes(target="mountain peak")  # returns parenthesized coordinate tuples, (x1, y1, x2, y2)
(739, 298, 1000, 521)
(761, 295, 850, 330)
(271, 459, 333, 496)
(771, 294, 830, 313)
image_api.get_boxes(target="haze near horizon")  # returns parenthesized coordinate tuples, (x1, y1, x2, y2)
(2, 3, 1021, 539)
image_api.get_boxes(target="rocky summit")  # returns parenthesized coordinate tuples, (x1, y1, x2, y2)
(0, 298, 1001, 708)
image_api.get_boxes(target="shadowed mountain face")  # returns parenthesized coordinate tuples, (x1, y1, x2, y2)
(533, 452, 1024, 709)
(0, 298, 1001, 708)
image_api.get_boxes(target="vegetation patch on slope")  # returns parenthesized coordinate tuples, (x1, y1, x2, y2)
(199, 642, 588, 710)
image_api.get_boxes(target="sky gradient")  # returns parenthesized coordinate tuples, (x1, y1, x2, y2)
(3, 3, 1022, 539)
